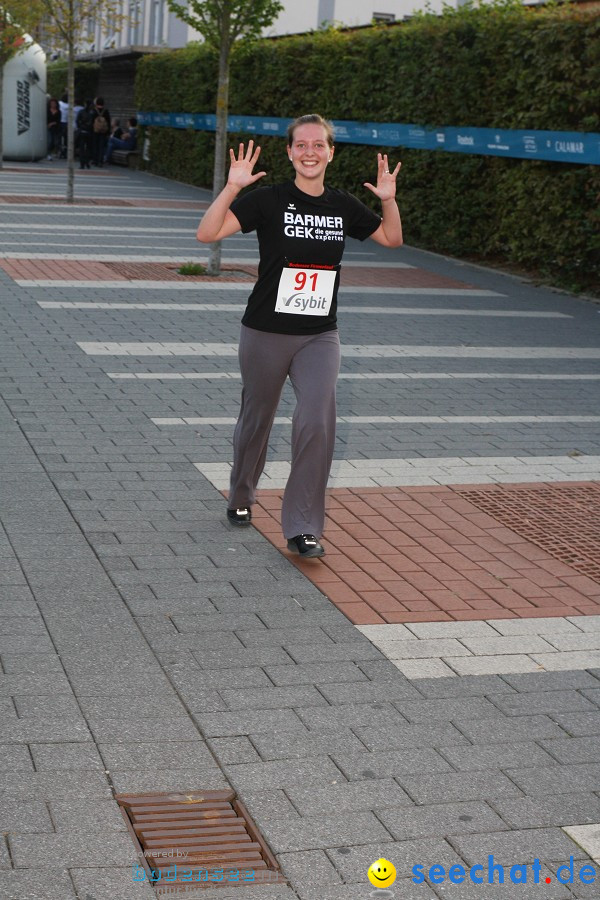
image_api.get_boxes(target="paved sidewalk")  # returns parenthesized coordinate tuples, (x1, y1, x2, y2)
(1, 161, 600, 900)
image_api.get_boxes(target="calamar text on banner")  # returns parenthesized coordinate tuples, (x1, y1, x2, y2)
(137, 112, 600, 166)
(275, 265, 337, 317)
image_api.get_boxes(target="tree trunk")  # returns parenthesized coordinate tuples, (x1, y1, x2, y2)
(66, 37, 75, 203)
(207, 27, 231, 277)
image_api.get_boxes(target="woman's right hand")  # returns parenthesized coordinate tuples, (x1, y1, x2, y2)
(227, 140, 266, 190)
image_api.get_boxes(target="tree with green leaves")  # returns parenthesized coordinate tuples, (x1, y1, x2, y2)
(36, 0, 128, 201)
(165, 0, 283, 275)
(0, 1, 43, 169)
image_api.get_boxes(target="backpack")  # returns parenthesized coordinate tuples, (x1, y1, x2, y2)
(93, 114, 108, 134)
(77, 109, 93, 132)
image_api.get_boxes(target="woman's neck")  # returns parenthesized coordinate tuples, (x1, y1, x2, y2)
(293, 176, 325, 197)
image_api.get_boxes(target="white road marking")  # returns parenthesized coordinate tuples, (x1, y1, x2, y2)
(357, 617, 600, 679)
(193, 455, 600, 490)
(107, 371, 600, 381)
(77, 342, 600, 357)
(39, 301, 552, 317)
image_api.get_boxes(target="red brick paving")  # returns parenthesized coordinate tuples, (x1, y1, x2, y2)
(0, 260, 257, 282)
(1, 258, 473, 290)
(249, 483, 600, 626)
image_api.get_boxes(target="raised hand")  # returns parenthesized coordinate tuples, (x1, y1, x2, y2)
(227, 140, 267, 190)
(364, 153, 401, 202)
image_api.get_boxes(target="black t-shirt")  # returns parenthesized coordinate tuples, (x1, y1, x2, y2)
(230, 180, 381, 335)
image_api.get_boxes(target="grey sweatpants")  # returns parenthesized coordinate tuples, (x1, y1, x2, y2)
(229, 325, 341, 539)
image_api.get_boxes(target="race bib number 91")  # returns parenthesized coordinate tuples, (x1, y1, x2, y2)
(275, 266, 337, 316)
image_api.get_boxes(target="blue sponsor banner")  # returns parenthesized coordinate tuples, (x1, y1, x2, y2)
(137, 112, 600, 165)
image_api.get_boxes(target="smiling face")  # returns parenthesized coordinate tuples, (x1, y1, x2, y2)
(287, 123, 334, 192)
(367, 858, 397, 888)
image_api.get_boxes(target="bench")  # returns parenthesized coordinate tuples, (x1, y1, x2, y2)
(110, 150, 139, 168)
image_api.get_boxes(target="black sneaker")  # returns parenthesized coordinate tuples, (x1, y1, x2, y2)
(287, 534, 325, 558)
(226, 507, 252, 526)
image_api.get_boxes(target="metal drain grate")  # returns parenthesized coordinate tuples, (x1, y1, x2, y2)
(117, 790, 286, 891)
(460, 483, 600, 582)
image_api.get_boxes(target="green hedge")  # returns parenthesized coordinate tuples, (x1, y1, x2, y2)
(136, 4, 600, 292)
(47, 61, 100, 103)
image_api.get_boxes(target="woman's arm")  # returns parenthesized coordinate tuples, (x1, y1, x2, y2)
(364, 153, 403, 248)
(196, 141, 266, 244)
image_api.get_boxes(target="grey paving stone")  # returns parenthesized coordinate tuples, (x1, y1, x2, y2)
(0, 617, 48, 635)
(377, 800, 508, 841)
(1, 717, 91, 743)
(394, 696, 500, 723)
(259, 810, 391, 853)
(78, 695, 189, 719)
(237, 789, 301, 822)
(581, 688, 600, 708)
(29, 742, 105, 771)
(284, 779, 413, 817)
(69, 867, 156, 900)
(551, 712, 600, 736)
(429, 864, 572, 899)
(9, 832, 136, 867)
(541, 736, 600, 765)
(325, 837, 461, 881)
(500, 671, 600, 692)
(0, 868, 78, 900)
(263, 662, 369, 686)
(192, 647, 294, 669)
(296, 702, 408, 731)
(450, 828, 587, 864)
(66, 672, 177, 698)
(355, 721, 468, 751)
(439, 740, 558, 771)
(284, 641, 383, 663)
(235, 626, 335, 647)
(167, 666, 272, 692)
(492, 793, 600, 828)
(109, 767, 230, 794)
(0, 798, 53, 834)
(98, 741, 214, 770)
(219, 685, 328, 710)
(489, 691, 599, 717)
(454, 714, 567, 744)
(0, 744, 34, 772)
(333, 748, 452, 781)
(278, 849, 342, 895)
(0, 673, 73, 695)
(506, 763, 600, 796)
(0, 770, 112, 799)
(0, 652, 63, 674)
(193, 708, 309, 737)
(399, 770, 523, 804)
(48, 798, 126, 832)
(224, 757, 344, 792)
(207, 735, 262, 764)
(319, 680, 421, 705)
(87, 716, 201, 743)
(250, 730, 367, 761)
(172, 613, 267, 632)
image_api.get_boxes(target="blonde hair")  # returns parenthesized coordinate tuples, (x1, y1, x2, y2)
(287, 114, 335, 147)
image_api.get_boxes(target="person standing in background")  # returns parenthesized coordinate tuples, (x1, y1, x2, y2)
(76, 99, 95, 170)
(47, 98, 61, 160)
(91, 97, 111, 167)
(58, 92, 69, 158)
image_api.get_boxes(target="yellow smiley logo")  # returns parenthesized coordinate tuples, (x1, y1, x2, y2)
(367, 858, 397, 888)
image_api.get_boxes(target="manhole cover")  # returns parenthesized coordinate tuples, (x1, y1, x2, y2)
(117, 790, 286, 890)
(461, 484, 600, 582)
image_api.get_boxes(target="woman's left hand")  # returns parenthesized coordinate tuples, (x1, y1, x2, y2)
(364, 153, 401, 201)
